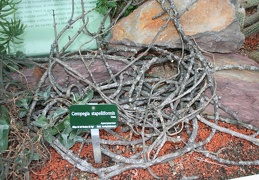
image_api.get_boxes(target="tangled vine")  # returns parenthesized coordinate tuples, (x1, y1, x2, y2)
(20, 0, 259, 179)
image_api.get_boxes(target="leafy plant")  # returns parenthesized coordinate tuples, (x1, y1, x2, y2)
(123, 4, 136, 17)
(0, 0, 27, 89)
(95, 0, 117, 15)
(0, 105, 10, 152)
(0, 0, 26, 53)
(95, 0, 137, 18)
(15, 92, 33, 118)
(33, 89, 94, 148)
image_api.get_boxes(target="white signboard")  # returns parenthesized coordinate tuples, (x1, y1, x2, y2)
(8, 0, 110, 56)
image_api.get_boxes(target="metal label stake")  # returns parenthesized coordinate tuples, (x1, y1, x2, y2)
(90, 129, 102, 163)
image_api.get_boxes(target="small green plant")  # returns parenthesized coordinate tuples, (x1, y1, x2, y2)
(95, 0, 137, 18)
(0, 102, 41, 179)
(0, 0, 27, 89)
(0, 105, 10, 152)
(33, 89, 94, 148)
(0, 0, 26, 53)
(15, 92, 33, 118)
(95, 0, 117, 15)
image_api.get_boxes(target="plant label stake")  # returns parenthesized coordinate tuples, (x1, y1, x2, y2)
(70, 104, 118, 163)
(90, 128, 102, 163)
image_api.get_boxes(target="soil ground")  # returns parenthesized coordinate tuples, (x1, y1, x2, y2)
(29, 121, 259, 180)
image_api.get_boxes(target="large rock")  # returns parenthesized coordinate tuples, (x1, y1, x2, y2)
(12, 58, 131, 90)
(204, 53, 259, 128)
(109, 0, 245, 53)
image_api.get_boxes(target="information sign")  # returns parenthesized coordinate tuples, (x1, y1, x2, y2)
(6, 0, 110, 56)
(70, 104, 118, 129)
(70, 104, 118, 163)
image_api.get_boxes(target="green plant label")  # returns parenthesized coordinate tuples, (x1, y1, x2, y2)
(8, 0, 110, 56)
(70, 104, 118, 129)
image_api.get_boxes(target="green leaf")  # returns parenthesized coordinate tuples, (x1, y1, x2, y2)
(127, 5, 135, 10)
(6, 62, 19, 72)
(0, 106, 10, 151)
(58, 134, 75, 149)
(62, 124, 73, 135)
(43, 128, 53, 144)
(21, 148, 40, 164)
(0, 106, 10, 123)
(107, 2, 117, 8)
(0, 118, 10, 151)
(47, 107, 68, 120)
(37, 86, 52, 101)
(18, 108, 27, 118)
(31, 152, 40, 161)
(71, 135, 84, 143)
(38, 115, 48, 122)
(69, 129, 84, 142)
(52, 115, 70, 135)
(32, 116, 48, 128)
(16, 50, 26, 59)
(58, 125, 74, 148)
(0, 8, 16, 18)
(16, 97, 30, 109)
(97, 6, 108, 15)
(0, 121, 10, 135)
(77, 89, 94, 105)
(124, 5, 136, 17)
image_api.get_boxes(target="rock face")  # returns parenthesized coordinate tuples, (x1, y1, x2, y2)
(204, 53, 259, 128)
(12, 58, 131, 90)
(12, 53, 259, 128)
(109, 0, 245, 53)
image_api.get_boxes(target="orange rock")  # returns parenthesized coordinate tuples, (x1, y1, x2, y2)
(109, 0, 244, 53)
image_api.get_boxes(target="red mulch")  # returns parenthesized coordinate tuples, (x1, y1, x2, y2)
(30, 120, 259, 180)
